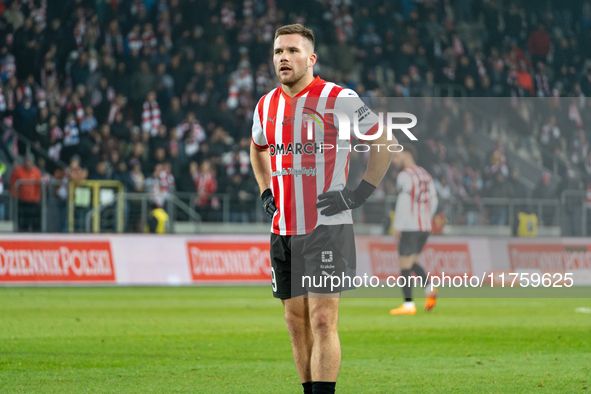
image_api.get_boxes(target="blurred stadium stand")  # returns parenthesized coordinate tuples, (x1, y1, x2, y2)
(0, 0, 590, 235)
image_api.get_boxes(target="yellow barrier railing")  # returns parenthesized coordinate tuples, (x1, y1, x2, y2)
(68, 180, 124, 233)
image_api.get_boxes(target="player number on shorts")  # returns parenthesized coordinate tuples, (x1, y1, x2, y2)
(271, 266, 277, 292)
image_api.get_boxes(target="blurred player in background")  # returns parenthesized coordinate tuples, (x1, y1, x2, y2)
(251, 24, 393, 394)
(390, 144, 439, 315)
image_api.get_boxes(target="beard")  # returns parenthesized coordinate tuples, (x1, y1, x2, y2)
(276, 65, 307, 87)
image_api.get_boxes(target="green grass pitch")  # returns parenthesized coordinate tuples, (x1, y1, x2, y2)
(0, 286, 590, 393)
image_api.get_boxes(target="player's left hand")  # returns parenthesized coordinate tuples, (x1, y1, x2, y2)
(316, 180, 376, 217)
(316, 188, 361, 217)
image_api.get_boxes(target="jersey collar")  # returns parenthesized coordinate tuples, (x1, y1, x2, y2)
(280, 76, 323, 102)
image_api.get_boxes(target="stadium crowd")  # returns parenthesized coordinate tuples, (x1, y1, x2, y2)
(1, 0, 591, 229)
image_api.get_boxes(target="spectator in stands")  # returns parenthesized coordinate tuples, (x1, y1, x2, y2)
(10, 155, 41, 231)
(435, 175, 453, 221)
(194, 159, 219, 221)
(111, 111, 131, 143)
(226, 173, 252, 223)
(53, 154, 88, 232)
(486, 172, 513, 226)
(539, 116, 561, 168)
(571, 129, 589, 172)
(527, 24, 551, 65)
(147, 162, 175, 208)
(164, 96, 184, 129)
(150, 125, 169, 157)
(463, 168, 482, 226)
(31, 105, 50, 151)
(89, 161, 109, 180)
(113, 160, 134, 191)
(61, 114, 81, 163)
(3, 1, 25, 30)
(80, 106, 98, 134)
(14, 96, 37, 140)
(100, 123, 120, 158)
(146, 202, 169, 233)
(533, 172, 556, 226)
(71, 51, 90, 87)
(558, 169, 586, 236)
(486, 139, 509, 179)
(47, 114, 63, 162)
(131, 61, 155, 116)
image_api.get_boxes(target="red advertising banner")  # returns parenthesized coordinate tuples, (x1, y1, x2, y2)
(369, 242, 472, 279)
(0, 240, 115, 282)
(187, 241, 272, 281)
(509, 243, 591, 272)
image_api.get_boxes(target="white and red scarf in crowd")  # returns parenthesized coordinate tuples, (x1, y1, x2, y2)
(180, 120, 206, 157)
(64, 99, 84, 124)
(221, 3, 236, 29)
(242, 0, 253, 18)
(151, 167, 175, 207)
(142, 30, 157, 50)
(224, 151, 250, 176)
(127, 31, 143, 53)
(141, 100, 161, 136)
(30, 0, 47, 28)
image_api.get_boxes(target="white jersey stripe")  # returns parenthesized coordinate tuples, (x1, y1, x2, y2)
(293, 94, 307, 234)
(275, 94, 286, 235)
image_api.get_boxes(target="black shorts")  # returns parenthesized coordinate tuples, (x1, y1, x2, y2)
(398, 231, 430, 256)
(270, 224, 357, 299)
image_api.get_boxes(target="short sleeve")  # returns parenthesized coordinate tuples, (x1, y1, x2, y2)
(335, 89, 381, 140)
(251, 101, 268, 149)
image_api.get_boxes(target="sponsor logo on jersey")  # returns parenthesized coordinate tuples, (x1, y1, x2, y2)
(271, 167, 317, 177)
(282, 116, 295, 126)
(268, 142, 326, 156)
(321, 251, 334, 263)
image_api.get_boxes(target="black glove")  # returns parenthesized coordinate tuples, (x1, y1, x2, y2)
(316, 179, 376, 217)
(261, 188, 277, 219)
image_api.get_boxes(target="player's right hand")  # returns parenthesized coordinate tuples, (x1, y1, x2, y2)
(393, 229, 402, 243)
(261, 188, 277, 219)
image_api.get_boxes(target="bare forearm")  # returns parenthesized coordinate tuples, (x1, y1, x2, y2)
(362, 133, 396, 187)
(250, 141, 271, 195)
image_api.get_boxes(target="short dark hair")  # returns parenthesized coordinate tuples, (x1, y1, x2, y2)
(401, 143, 418, 162)
(274, 24, 314, 48)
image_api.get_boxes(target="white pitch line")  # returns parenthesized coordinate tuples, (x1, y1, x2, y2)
(574, 307, 591, 314)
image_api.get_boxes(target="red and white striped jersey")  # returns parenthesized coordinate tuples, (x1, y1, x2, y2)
(252, 76, 380, 235)
(393, 166, 438, 232)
